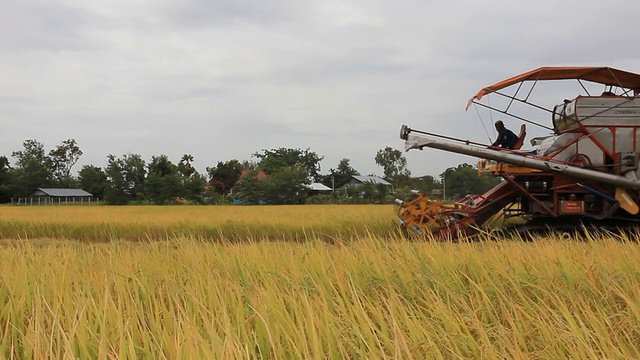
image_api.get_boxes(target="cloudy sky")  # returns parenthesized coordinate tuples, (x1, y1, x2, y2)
(2, 0, 640, 178)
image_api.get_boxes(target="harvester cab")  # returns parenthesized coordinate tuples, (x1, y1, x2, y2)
(397, 66, 640, 240)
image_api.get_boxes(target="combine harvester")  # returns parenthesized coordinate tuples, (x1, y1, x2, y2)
(397, 66, 640, 240)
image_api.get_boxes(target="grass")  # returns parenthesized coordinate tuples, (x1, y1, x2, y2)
(0, 205, 398, 242)
(0, 205, 638, 358)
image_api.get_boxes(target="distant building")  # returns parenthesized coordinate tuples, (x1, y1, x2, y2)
(307, 182, 332, 191)
(306, 182, 333, 195)
(344, 175, 392, 187)
(229, 169, 268, 194)
(28, 188, 94, 205)
(239, 169, 268, 180)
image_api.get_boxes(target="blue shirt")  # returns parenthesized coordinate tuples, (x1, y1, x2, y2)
(492, 129, 519, 149)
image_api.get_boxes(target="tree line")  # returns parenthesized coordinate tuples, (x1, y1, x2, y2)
(0, 140, 499, 205)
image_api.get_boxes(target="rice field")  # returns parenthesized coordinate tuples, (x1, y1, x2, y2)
(0, 205, 397, 242)
(0, 204, 639, 359)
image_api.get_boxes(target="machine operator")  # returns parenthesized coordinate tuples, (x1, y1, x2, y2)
(491, 120, 519, 149)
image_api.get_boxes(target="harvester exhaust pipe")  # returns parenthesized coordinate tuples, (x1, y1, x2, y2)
(401, 125, 640, 190)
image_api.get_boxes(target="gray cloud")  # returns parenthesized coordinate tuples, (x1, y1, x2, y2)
(2, 0, 640, 178)
(0, 96, 32, 104)
(164, 0, 307, 28)
(0, 0, 105, 52)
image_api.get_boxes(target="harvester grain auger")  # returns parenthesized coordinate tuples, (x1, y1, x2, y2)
(396, 66, 640, 240)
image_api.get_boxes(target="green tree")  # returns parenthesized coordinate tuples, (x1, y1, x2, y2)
(234, 166, 311, 205)
(207, 160, 243, 195)
(441, 163, 500, 200)
(182, 172, 207, 204)
(175, 154, 206, 203)
(241, 160, 258, 171)
(234, 170, 264, 204)
(374, 146, 410, 186)
(48, 139, 83, 187)
(0, 156, 12, 203)
(145, 155, 181, 205)
(11, 139, 53, 197)
(253, 148, 324, 181)
(78, 165, 108, 200)
(104, 153, 147, 205)
(178, 154, 195, 178)
(359, 182, 390, 204)
(403, 175, 439, 193)
(320, 158, 360, 189)
(104, 155, 128, 205)
(262, 166, 310, 204)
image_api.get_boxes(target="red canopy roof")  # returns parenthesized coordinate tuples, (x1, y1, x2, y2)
(467, 66, 640, 108)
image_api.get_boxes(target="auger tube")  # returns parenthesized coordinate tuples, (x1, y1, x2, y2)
(404, 133, 640, 190)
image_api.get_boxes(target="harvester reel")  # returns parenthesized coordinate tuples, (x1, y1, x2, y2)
(396, 191, 447, 236)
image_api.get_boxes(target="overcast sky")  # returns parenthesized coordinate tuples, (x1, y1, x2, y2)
(2, 0, 640, 178)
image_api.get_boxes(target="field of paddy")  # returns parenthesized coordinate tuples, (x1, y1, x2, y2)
(0, 205, 398, 242)
(0, 204, 638, 359)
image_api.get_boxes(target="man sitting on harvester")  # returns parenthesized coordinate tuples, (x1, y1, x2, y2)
(491, 120, 519, 149)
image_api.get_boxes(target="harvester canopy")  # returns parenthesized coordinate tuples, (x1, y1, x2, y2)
(466, 66, 640, 109)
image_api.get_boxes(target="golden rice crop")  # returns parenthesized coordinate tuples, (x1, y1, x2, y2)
(0, 205, 398, 242)
(0, 205, 638, 358)
(0, 236, 638, 359)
